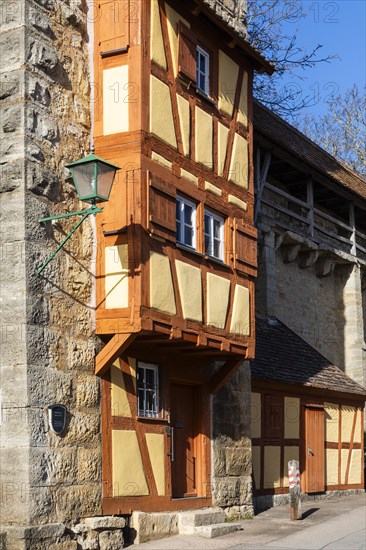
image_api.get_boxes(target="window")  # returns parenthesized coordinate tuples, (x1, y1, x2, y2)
(137, 362, 159, 418)
(204, 209, 224, 260)
(196, 46, 210, 96)
(176, 195, 197, 249)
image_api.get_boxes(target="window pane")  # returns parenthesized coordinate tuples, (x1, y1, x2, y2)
(184, 204, 193, 225)
(205, 233, 210, 254)
(214, 239, 221, 258)
(213, 219, 221, 239)
(184, 225, 193, 246)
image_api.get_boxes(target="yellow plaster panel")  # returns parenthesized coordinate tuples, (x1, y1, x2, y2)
(105, 245, 128, 309)
(325, 403, 339, 443)
(150, 0, 167, 69)
(283, 447, 299, 487)
(229, 133, 248, 188)
(146, 433, 165, 496)
(218, 50, 239, 117)
(347, 449, 362, 485)
(228, 194, 247, 211)
(150, 75, 177, 148)
(128, 357, 137, 392)
(177, 94, 190, 156)
(206, 273, 230, 329)
(341, 406, 355, 443)
(112, 430, 149, 496)
(252, 446, 261, 490)
(195, 107, 213, 169)
(230, 284, 250, 336)
(237, 71, 248, 127)
(217, 123, 229, 176)
(284, 397, 300, 439)
(165, 3, 190, 76)
(181, 168, 198, 185)
(353, 409, 362, 444)
(111, 360, 131, 418)
(103, 65, 129, 135)
(175, 260, 202, 322)
(325, 448, 338, 486)
(251, 392, 261, 438)
(264, 446, 281, 489)
(205, 182, 222, 196)
(151, 151, 173, 170)
(150, 252, 176, 315)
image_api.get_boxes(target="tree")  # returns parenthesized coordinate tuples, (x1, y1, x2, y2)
(246, 0, 337, 117)
(296, 85, 366, 177)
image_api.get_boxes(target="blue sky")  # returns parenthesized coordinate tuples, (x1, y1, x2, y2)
(280, 0, 366, 118)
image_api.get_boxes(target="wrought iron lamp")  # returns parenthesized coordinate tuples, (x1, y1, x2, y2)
(37, 151, 120, 275)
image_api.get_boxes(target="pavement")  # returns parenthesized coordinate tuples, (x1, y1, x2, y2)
(129, 493, 366, 549)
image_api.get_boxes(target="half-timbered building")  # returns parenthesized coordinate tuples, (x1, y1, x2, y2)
(93, 0, 272, 516)
(252, 101, 366, 509)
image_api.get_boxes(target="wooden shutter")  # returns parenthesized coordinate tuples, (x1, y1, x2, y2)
(96, 0, 130, 55)
(148, 173, 176, 242)
(263, 395, 283, 441)
(178, 22, 197, 83)
(233, 218, 257, 276)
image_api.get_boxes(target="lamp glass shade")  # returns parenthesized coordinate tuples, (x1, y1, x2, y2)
(66, 153, 120, 204)
(97, 162, 116, 201)
(71, 163, 97, 202)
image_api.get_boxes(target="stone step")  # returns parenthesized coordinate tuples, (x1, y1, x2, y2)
(194, 522, 241, 538)
(178, 508, 226, 534)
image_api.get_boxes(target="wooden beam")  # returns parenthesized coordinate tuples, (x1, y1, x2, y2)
(95, 333, 136, 376)
(209, 359, 243, 395)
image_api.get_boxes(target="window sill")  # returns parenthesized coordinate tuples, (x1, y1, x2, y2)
(137, 416, 168, 424)
(195, 88, 216, 106)
(176, 243, 232, 271)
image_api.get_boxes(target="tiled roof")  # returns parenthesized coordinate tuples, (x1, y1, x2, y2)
(253, 101, 366, 201)
(251, 317, 366, 397)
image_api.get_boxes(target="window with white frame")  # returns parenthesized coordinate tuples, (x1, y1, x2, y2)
(196, 45, 210, 96)
(204, 209, 224, 260)
(137, 362, 159, 418)
(176, 195, 197, 249)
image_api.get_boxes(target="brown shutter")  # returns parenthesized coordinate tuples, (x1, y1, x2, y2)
(233, 218, 257, 277)
(178, 22, 197, 83)
(148, 173, 176, 242)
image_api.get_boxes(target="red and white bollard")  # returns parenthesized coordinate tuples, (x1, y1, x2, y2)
(288, 460, 302, 520)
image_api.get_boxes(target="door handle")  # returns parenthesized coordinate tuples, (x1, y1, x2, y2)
(308, 446, 314, 456)
(170, 427, 175, 462)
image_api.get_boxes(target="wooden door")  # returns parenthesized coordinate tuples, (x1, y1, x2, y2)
(304, 406, 325, 493)
(170, 383, 198, 498)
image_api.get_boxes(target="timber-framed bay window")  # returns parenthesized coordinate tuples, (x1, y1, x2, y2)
(204, 209, 224, 260)
(137, 362, 160, 418)
(176, 195, 197, 249)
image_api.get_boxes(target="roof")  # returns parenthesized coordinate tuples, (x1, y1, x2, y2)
(253, 101, 366, 201)
(196, 1, 274, 75)
(251, 317, 366, 397)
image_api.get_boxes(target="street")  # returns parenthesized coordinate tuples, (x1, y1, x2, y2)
(130, 494, 366, 549)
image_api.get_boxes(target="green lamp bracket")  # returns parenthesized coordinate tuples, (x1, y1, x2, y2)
(37, 203, 103, 276)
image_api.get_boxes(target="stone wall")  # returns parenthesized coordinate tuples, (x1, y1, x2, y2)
(211, 362, 253, 517)
(0, 1, 102, 547)
(202, 0, 247, 38)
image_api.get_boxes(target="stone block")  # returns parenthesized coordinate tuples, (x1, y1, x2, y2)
(26, 38, 58, 73)
(61, 412, 100, 446)
(99, 529, 124, 550)
(194, 522, 240, 538)
(0, 70, 23, 100)
(84, 517, 125, 530)
(0, 159, 23, 193)
(0, 29, 22, 70)
(76, 374, 100, 409)
(29, 447, 78, 485)
(131, 511, 178, 544)
(77, 447, 101, 483)
(26, 161, 60, 200)
(178, 509, 225, 534)
(1, 104, 21, 133)
(225, 447, 251, 476)
(27, 367, 73, 408)
(54, 484, 101, 523)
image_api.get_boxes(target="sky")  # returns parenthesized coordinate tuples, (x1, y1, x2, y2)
(279, 0, 366, 118)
